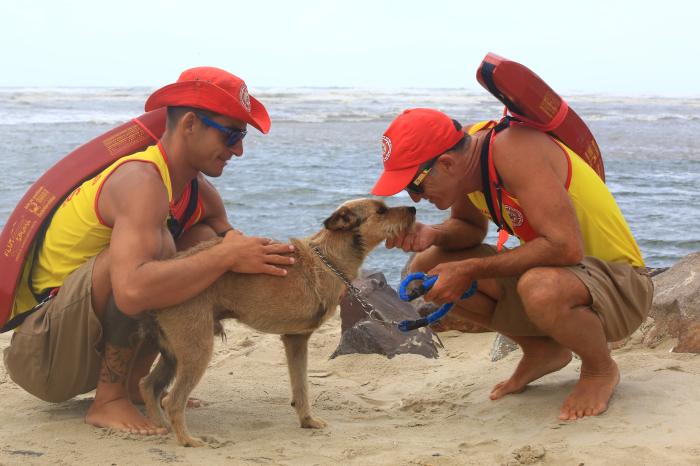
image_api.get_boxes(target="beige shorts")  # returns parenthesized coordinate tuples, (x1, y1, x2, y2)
(476, 246, 654, 342)
(3, 256, 103, 402)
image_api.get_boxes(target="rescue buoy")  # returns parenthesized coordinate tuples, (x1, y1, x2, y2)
(476, 52, 605, 181)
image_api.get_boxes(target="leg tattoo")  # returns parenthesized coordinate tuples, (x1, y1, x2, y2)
(99, 298, 141, 386)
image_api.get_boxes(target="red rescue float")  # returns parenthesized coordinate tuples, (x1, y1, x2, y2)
(476, 52, 605, 181)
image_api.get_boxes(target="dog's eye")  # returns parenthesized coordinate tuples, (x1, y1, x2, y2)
(376, 206, 387, 215)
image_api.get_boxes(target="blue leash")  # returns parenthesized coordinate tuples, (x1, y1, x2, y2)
(397, 272, 477, 332)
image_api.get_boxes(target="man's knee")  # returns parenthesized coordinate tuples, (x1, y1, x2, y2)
(408, 249, 438, 274)
(4, 337, 95, 403)
(517, 267, 567, 327)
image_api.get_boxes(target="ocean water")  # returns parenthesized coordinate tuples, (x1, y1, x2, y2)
(1, 88, 698, 287)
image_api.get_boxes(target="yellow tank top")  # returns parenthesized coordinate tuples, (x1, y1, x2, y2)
(466, 121, 644, 268)
(12, 144, 174, 316)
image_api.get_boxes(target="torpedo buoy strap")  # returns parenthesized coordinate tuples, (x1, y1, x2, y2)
(0, 288, 58, 333)
(167, 178, 200, 239)
(479, 118, 514, 239)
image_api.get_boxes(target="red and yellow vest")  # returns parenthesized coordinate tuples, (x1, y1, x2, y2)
(466, 120, 644, 268)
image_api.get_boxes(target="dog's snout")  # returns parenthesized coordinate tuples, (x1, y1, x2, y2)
(407, 206, 416, 215)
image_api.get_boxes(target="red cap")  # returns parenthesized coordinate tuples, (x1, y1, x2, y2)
(145, 67, 271, 134)
(371, 108, 464, 196)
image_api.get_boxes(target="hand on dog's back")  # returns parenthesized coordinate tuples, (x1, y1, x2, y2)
(220, 230, 295, 277)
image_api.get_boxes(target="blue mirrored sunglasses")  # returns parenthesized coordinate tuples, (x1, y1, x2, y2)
(194, 112, 247, 147)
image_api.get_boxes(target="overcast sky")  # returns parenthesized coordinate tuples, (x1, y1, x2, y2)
(1, 0, 698, 96)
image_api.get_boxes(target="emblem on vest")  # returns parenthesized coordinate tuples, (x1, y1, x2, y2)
(381, 136, 392, 162)
(504, 205, 524, 227)
(239, 84, 251, 112)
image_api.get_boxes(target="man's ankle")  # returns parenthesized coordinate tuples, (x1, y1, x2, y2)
(580, 357, 617, 376)
(93, 381, 132, 405)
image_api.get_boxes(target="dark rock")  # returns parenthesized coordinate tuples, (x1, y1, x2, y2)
(332, 271, 440, 359)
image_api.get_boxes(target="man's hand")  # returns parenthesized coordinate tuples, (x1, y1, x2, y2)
(424, 259, 480, 305)
(385, 222, 440, 252)
(220, 230, 295, 277)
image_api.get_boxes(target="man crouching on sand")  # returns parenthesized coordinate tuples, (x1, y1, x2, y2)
(371, 109, 653, 420)
(3, 67, 295, 434)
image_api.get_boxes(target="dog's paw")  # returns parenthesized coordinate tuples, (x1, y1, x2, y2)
(301, 416, 327, 429)
(180, 436, 205, 448)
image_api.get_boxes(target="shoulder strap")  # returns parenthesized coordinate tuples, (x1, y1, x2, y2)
(0, 289, 57, 333)
(480, 119, 515, 235)
(167, 178, 200, 239)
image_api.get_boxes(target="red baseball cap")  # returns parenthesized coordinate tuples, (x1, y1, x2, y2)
(145, 67, 271, 134)
(371, 108, 464, 196)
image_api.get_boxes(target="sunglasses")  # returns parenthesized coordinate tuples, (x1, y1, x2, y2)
(405, 155, 440, 194)
(195, 112, 247, 147)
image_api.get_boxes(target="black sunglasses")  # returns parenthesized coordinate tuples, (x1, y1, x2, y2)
(405, 155, 440, 194)
(195, 112, 247, 147)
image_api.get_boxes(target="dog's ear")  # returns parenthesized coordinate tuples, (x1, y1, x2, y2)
(323, 207, 361, 231)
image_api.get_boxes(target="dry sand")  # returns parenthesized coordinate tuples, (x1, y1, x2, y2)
(1, 314, 699, 466)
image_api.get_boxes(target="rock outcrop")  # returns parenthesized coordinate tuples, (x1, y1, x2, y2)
(332, 271, 440, 359)
(643, 252, 700, 353)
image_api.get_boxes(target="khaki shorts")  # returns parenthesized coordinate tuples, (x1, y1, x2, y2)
(475, 246, 654, 342)
(3, 256, 103, 402)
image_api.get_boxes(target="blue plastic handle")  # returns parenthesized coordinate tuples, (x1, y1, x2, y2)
(399, 272, 438, 301)
(397, 273, 477, 332)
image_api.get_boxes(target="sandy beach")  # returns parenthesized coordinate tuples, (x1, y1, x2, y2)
(0, 313, 699, 466)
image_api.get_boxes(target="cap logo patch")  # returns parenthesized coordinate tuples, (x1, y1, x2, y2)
(381, 136, 392, 162)
(239, 84, 251, 112)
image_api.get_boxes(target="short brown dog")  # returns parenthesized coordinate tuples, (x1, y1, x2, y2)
(139, 198, 416, 446)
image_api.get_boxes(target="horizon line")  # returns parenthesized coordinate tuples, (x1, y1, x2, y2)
(0, 85, 698, 100)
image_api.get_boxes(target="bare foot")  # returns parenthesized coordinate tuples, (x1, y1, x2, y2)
(559, 359, 620, 420)
(490, 342, 573, 400)
(86, 397, 168, 435)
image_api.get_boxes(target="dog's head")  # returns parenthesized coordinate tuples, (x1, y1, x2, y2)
(323, 198, 416, 252)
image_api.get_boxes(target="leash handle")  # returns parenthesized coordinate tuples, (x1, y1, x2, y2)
(399, 273, 477, 302)
(398, 272, 438, 301)
(397, 275, 478, 332)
